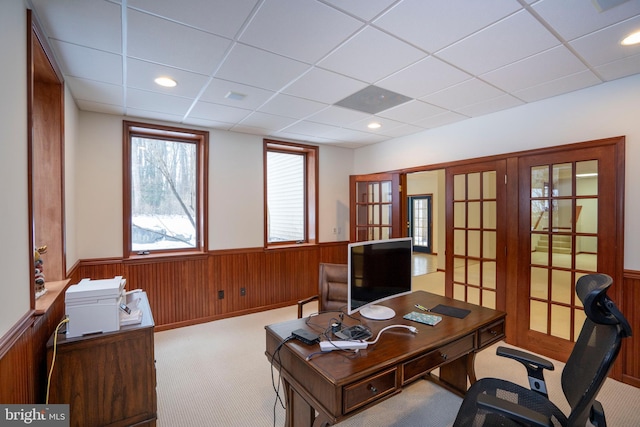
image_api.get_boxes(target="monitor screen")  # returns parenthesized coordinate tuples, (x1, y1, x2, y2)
(347, 237, 413, 320)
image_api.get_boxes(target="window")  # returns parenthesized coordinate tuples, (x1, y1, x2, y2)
(264, 140, 318, 246)
(123, 121, 208, 257)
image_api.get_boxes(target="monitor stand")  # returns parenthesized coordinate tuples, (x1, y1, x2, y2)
(360, 305, 396, 320)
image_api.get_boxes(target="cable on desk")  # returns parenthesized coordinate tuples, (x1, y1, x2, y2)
(46, 317, 70, 404)
(270, 335, 294, 427)
(365, 324, 418, 345)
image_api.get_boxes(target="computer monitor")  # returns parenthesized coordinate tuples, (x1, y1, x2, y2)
(347, 237, 413, 320)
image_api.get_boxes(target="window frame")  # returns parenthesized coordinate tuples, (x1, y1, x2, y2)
(264, 139, 318, 248)
(123, 121, 208, 259)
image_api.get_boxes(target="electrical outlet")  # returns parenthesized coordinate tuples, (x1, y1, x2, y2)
(218, 290, 224, 299)
(240, 287, 246, 296)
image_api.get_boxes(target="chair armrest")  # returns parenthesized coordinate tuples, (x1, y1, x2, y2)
(297, 295, 318, 318)
(496, 346, 554, 396)
(477, 394, 552, 427)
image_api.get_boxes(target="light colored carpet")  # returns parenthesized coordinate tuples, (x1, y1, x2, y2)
(154, 302, 640, 426)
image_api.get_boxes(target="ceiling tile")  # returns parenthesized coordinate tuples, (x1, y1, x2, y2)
(258, 94, 328, 119)
(76, 99, 125, 116)
(199, 78, 275, 109)
(412, 111, 467, 129)
(126, 88, 194, 116)
(455, 94, 524, 117)
(594, 52, 640, 80)
(570, 15, 640, 66)
(513, 70, 601, 102)
(318, 27, 426, 83)
(481, 45, 589, 93)
(533, 0, 640, 41)
(128, 0, 260, 38)
(66, 77, 124, 107)
(51, 41, 122, 85)
(421, 79, 505, 111)
(305, 106, 370, 127)
(31, 0, 122, 53)
(377, 56, 471, 98)
(374, 0, 522, 52)
(279, 120, 345, 138)
(437, 10, 560, 75)
(215, 44, 310, 91)
(189, 100, 253, 123)
(238, 111, 299, 131)
(377, 100, 447, 123)
(282, 68, 368, 104)
(239, 0, 363, 63)
(127, 59, 210, 98)
(127, 9, 232, 75)
(322, 0, 397, 21)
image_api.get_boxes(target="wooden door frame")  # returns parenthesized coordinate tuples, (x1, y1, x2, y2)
(349, 173, 403, 242)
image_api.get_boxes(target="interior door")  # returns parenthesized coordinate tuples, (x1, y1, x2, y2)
(408, 195, 432, 253)
(350, 173, 402, 242)
(446, 161, 506, 310)
(516, 142, 622, 361)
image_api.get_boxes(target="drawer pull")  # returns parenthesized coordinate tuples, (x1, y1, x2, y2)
(490, 330, 497, 336)
(368, 384, 378, 395)
(441, 353, 448, 360)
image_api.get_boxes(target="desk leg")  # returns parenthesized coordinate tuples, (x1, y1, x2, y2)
(438, 354, 471, 395)
(284, 378, 331, 427)
(467, 351, 478, 385)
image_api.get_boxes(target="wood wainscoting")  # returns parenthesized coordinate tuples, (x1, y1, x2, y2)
(5, 245, 640, 406)
(68, 242, 348, 331)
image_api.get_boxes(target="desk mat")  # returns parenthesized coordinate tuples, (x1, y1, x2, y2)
(429, 304, 470, 319)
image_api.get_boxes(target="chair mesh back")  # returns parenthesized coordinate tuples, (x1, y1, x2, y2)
(562, 318, 622, 426)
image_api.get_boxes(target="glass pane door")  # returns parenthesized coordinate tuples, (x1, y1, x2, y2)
(528, 160, 598, 341)
(446, 161, 505, 310)
(409, 196, 432, 253)
(350, 173, 401, 242)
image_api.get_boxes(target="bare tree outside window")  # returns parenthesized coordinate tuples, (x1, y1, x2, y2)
(123, 121, 208, 257)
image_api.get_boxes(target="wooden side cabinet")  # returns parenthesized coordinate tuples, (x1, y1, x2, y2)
(47, 292, 157, 427)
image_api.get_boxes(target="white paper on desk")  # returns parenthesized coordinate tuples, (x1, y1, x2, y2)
(120, 308, 143, 326)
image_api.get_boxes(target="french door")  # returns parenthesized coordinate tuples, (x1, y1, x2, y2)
(516, 141, 623, 361)
(349, 173, 402, 242)
(408, 195, 432, 253)
(445, 161, 506, 310)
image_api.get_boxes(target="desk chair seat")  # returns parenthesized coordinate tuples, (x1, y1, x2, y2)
(453, 273, 632, 427)
(297, 263, 347, 318)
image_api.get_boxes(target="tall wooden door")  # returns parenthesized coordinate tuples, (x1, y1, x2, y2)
(350, 173, 402, 242)
(445, 161, 506, 310)
(516, 139, 624, 362)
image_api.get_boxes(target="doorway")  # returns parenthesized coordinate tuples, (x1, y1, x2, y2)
(408, 195, 432, 253)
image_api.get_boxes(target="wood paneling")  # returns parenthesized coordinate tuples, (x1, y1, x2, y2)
(622, 270, 640, 387)
(4, 244, 636, 408)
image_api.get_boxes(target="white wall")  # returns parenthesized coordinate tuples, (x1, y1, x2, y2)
(75, 112, 353, 258)
(0, 0, 30, 337)
(354, 74, 640, 270)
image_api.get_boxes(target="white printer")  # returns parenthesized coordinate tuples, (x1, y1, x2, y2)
(65, 276, 126, 338)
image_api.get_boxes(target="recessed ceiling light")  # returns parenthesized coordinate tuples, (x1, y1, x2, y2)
(154, 77, 177, 87)
(368, 122, 382, 129)
(621, 30, 640, 46)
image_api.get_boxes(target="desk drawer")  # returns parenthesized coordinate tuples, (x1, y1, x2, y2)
(343, 368, 397, 414)
(478, 319, 505, 349)
(402, 334, 474, 383)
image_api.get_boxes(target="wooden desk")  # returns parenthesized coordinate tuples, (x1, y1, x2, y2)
(47, 291, 157, 427)
(265, 291, 505, 427)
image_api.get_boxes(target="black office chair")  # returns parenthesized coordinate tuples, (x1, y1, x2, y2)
(453, 273, 632, 427)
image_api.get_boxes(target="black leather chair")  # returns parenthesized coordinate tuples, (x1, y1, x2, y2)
(453, 273, 632, 427)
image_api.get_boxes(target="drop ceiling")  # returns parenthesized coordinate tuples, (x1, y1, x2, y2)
(28, 0, 640, 148)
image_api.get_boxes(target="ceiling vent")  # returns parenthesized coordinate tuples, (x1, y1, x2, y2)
(335, 85, 412, 114)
